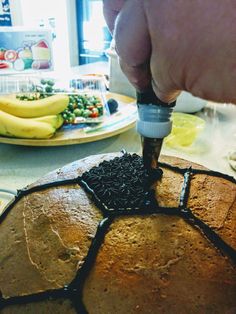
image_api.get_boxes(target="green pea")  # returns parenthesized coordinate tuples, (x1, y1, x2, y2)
(97, 106, 103, 114)
(70, 113, 75, 120)
(69, 95, 75, 102)
(83, 109, 91, 118)
(47, 80, 55, 86)
(40, 79, 47, 85)
(45, 86, 53, 93)
(74, 108, 82, 117)
(68, 103, 74, 111)
(77, 103, 83, 109)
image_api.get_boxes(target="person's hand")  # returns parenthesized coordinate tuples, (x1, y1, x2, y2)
(103, 0, 236, 104)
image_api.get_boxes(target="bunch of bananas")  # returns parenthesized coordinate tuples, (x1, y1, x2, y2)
(0, 94, 69, 139)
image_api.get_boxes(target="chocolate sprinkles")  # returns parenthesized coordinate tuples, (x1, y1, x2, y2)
(81, 153, 162, 211)
(0, 153, 235, 314)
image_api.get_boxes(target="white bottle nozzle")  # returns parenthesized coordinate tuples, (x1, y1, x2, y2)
(136, 90, 175, 139)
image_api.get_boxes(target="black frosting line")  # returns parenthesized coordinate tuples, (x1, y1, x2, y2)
(191, 168, 236, 184)
(108, 206, 181, 217)
(1, 160, 235, 226)
(0, 287, 68, 310)
(18, 177, 82, 197)
(0, 218, 112, 313)
(180, 208, 236, 264)
(159, 162, 236, 184)
(68, 217, 112, 314)
(0, 177, 82, 225)
(79, 179, 110, 214)
(82, 175, 236, 265)
(0, 197, 21, 225)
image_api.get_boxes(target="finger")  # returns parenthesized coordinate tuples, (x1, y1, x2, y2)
(114, 0, 152, 91)
(119, 58, 151, 92)
(103, 0, 126, 34)
(150, 38, 181, 103)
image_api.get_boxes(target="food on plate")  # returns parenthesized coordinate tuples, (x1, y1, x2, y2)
(33, 114, 64, 130)
(0, 152, 235, 313)
(107, 98, 119, 114)
(0, 110, 57, 139)
(62, 94, 103, 124)
(0, 92, 67, 139)
(0, 94, 69, 118)
(0, 76, 120, 139)
(18, 79, 105, 124)
(39, 79, 104, 124)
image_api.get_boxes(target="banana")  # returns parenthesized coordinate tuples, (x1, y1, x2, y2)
(33, 114, 64, 129)
(0, 110, 56, 139)
(0, 94, 69, 118)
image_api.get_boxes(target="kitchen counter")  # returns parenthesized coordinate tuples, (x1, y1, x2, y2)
(0, 62, 235, 212)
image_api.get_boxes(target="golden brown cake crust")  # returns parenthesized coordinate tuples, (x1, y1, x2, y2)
(0, 153, 235, 314)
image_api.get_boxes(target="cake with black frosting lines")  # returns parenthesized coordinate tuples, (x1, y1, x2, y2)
(0, 152, 235, 314)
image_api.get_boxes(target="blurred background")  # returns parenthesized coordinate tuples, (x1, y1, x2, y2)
(6, 0, 111, 70)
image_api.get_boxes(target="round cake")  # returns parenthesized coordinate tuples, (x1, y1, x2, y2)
(0, 152, 235, 314)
